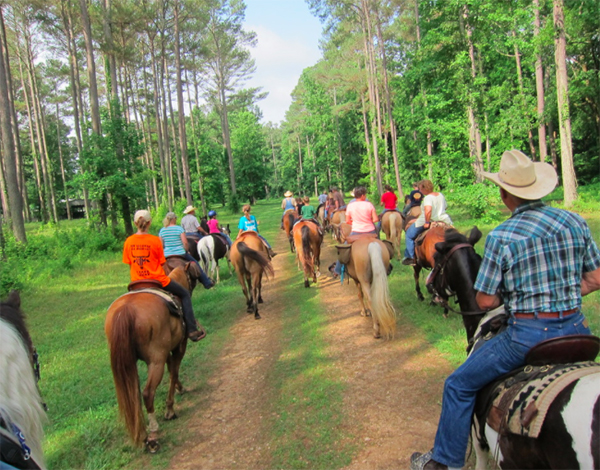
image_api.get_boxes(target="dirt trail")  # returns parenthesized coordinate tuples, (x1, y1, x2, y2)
(170, 232, 454, 469)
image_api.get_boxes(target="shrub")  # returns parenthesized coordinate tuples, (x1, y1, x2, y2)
(446, 184, 501, 223)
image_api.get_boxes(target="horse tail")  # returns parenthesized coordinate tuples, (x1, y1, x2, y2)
(368, 242, 397, 339)
(389, 212, 399, 248)
(107, 305, 146, 446)
(301, 225, 314, 276)
(237, 241, 274, 279)
(287, 212, 295, 235)
(198, 238, 211, 273)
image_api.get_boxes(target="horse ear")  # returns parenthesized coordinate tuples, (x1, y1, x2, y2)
(7, 290, 21, 309)
(434, 241, 447, 254)
(468, 226, 483, 246)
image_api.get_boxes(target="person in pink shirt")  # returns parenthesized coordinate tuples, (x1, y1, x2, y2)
(207, 210, 232, 246)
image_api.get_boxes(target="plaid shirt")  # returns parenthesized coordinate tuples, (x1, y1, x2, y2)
(474, 200, 600, 314)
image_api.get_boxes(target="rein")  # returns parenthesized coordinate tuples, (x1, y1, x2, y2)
(428, 243, 488, 317)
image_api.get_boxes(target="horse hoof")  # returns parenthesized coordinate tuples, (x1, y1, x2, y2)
(255, 313, 261, 320)
(258, 297, 264, 304)
(164, 411, 178, 420)
(373, 333, 382, 339)
(146, 439, 160, 454)
(247, 308, 254, 314)
(304, 280, 310, 288)
(418, 295, 425, 302)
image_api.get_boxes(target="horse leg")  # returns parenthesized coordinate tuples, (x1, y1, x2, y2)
(355, 281, 368, 317)
(165, 348, 185, 420)
(414, 265, 424, 301)
(245, 273, 254, 313)
(142, 360, 166, 452)
(360, 281, 380, 338)
(257, 271, 264, 305)
(215, 259, 220, 283)
(252, 271, 261, 320)
(236, 269, 252, 312)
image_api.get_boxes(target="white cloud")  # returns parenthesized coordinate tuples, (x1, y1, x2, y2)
(246, 25, 321, 125)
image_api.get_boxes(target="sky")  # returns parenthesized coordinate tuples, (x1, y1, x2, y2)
(243, 0, 324, 125)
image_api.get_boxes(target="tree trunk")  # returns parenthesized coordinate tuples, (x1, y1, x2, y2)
(149, 35, 168, 206)
(185, 68, 207, 215)
(533, 0, 548, 162)
(553, 0, 577, 206)
(512, 31, 536, 159)
(56, 101, 71, 220)
(158, 28, 174, 208)
(0, 6, 26, 242)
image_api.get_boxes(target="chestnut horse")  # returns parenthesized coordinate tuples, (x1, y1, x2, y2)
(432, 228, 600, 469)
(343, 237, 397, 339)
(230, 232, 274, 319)
(104, 263, 201, 452)
(292, 220, 323, 287)
(282, 210, 299, 253)
(1, 291, 46, 470)
(412, 224, 451, 301)
(380, 211, 402, 259)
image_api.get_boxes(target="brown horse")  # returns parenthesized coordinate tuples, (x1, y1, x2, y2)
(330, 209, 346, 241)
(413, 224, 450, 301)
(104, 263, 202, 452)
(230, 232, 274, 319)
(292, 220, 323, 287)
(282, 210, 299, 252)
(380, 211, 403, 259)
(316, 204, 328, 230)
(342, 237, 397, 339)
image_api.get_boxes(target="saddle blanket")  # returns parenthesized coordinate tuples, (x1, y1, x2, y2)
(109, 289, 182, 318)
(487, 361, 600, 438)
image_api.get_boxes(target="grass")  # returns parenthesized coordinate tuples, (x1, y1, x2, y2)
(9, 190, 600, 468)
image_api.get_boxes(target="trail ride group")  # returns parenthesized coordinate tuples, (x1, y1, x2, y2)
(2, 150, 600, 470)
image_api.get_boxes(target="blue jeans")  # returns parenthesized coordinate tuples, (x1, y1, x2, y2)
(164, 280, 197, 334)
(432, 311, 591, 468)
(258, 234, 271, 249)
(404, 223, 426, 259)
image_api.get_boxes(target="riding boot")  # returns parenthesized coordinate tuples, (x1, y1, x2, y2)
(198, 267, 215, 289)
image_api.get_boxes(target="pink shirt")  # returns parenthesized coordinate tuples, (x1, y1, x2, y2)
(207, 219, 220, 234)
(346, 200, 377, 233)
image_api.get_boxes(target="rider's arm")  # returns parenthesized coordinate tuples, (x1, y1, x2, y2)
(180, 233, 189, 251)
(475, 291, 501, 311)
(423, 205, 432, 228)
(582, 266, 600, 296)
(371, 206, 378, 223)
(198, 226, 208, 235)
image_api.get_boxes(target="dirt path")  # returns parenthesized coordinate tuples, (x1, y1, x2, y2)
(170, 232, 454, 469)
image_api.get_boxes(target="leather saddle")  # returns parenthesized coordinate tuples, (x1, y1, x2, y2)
(525, 334, 600, 366)
(126, 280, 182, 318)
(335, 239, 394, 268)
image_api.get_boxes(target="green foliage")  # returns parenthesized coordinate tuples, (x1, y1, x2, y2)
(446, 184, 502, 223)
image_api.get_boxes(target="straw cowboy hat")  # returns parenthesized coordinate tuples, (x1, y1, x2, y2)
(183, 205, 196, 214)
(284, 190, 293, 197)
(482, 149, 558, 200)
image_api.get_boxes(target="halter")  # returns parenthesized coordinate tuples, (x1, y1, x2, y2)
(427, 243, 487, 317)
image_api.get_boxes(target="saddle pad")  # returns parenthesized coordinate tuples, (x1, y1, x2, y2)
(109, 289, 182, 318)
(487, 361, 600, 438)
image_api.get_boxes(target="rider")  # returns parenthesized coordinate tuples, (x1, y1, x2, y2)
(281, 191, 295, 229)
(318, 189, 329, 218)
(329, 186, 378, 277)
(236, 204, 276, 258)
(377, 184, 398, 233)
(403, 181, 423, 217)
(159, 212, 214, 289)
(410, 150, 600, 470)
(207, 210, 232, 246)
(402, 180, 452, 266)
(123, 210, 206, 342)
(181, 206, 208, 239)
(300, 196, 316, 220)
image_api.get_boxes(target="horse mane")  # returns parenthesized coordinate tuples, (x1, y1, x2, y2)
(0, 315, 46, 468)
(0, 291, 34, 358)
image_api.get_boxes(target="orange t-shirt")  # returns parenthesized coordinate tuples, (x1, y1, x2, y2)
(122, 234, 171, 287)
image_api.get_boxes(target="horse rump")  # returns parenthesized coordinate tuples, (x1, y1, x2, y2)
(106, 305, 146, 446)
(237, 241, 274, 278)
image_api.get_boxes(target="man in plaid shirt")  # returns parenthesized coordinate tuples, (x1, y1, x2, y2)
(411, 150, 600, 470)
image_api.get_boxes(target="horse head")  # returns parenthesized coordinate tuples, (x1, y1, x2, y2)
(431, 227, 484, 343)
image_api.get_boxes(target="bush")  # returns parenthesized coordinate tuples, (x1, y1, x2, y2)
(446, 184, 501, 223)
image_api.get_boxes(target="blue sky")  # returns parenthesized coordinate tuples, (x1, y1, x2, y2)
(243, 0, 323, 125)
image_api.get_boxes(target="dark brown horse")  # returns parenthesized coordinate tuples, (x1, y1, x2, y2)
(292, 220, 323, 287)
(104, 263, 201, 452)
(413, 224, 451, 301)
(342, 237, 397, 339)
(230, 232, 274, 319)
(282, 210, 299, 252)
(432, 228, 600, 469)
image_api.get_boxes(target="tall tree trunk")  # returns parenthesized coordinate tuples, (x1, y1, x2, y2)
(512, 30, 536, 159)
(361, 94, 375, 189)
(0, 6, 26, 242)
(185, 68, 206, 215)
(158, 30, 174, 208)
(220, 82, 236, 196)
(553, 0, 577, 205)
(165, 65, 184, 201)
(149, 35, 168, 206)
(56, 100, 71, 220)
(533, 0, 548, 161)
(174, 0, 192, 205)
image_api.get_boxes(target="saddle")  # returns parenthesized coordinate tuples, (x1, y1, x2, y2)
(414, 222, 452, 247)
(294, 218, 324, 236)
(335, 239, 394, 267)
(475, 335, 600, 440)
(124, 281, 182, 318)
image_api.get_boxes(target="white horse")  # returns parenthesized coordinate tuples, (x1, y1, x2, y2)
(197, 233, 232, 283)
(1, 291, 46, 469)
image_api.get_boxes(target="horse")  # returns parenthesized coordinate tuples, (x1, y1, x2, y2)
(380, 211, 403, 259)
(0, 291, 46, 470)
(316, 204, 328, 229)
(197, 233, 232, 283)
(412, 223, 451, 302)
(292, 220, 323, 287)
(431, 228, 600, 469)
(230, 231, 274, 319)
(104, 263, 202, 452)
(282, 210, 299, 253)
(340, 237, 397, 339)
(330, 209, 346, 241)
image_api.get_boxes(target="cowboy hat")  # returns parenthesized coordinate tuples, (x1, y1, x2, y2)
(482, 149, 558, 200)
(284, 190, 293, 197)
(183, 205, 196, 214)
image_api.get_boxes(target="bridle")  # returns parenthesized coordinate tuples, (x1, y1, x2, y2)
(427, 243, 487, 317)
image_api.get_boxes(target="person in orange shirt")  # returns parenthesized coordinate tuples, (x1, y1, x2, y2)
(123, 210, 205, 342)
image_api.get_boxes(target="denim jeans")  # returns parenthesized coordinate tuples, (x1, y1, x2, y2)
(404, 223, 426, 259)
(432, 311, 591, 468)
(164, 279, 197, 334)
